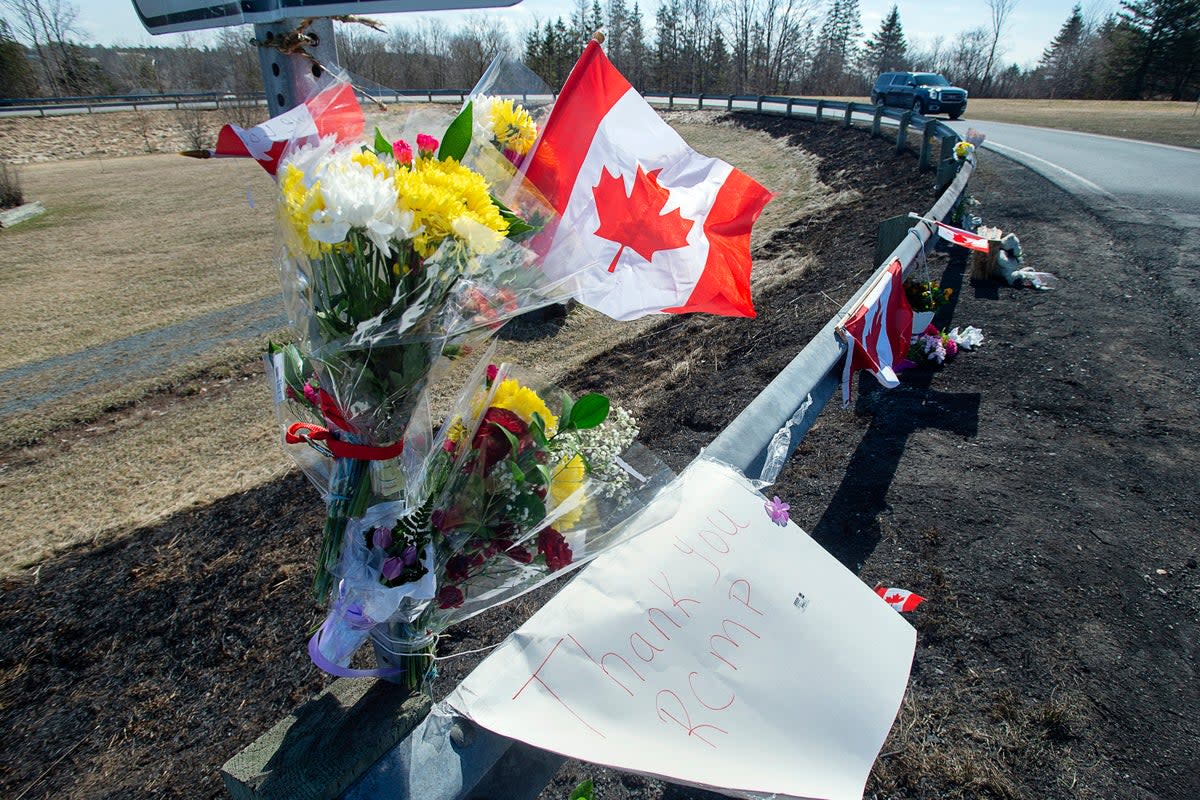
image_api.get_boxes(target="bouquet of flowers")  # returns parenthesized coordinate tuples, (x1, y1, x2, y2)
(908, 324, 985, 366)
(904, 278, 953, 312)
(265, 85, 603, 605)
(303, 352, 669, 689)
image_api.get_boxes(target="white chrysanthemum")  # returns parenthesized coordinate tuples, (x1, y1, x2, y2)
(306, 149, 414, 251)
(470, 95, 496, 140)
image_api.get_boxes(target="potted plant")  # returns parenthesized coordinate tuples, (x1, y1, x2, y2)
(904, 278, 952, 334)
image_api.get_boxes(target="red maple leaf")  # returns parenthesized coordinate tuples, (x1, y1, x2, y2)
(592, 164, 694, 273)
(883, 593, 906, 606)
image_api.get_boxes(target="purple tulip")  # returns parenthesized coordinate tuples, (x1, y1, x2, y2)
(401, 544, 419, 567)
(381, 557, 404, 581)
(372, 526, 393, 549)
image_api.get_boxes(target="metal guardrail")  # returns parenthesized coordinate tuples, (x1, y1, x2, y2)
(220, 95, 975, 800)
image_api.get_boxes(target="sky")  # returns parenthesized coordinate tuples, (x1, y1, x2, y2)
(76, 0, 1118, 70)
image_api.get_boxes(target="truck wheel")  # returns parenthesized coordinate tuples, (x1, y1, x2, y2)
(949, 111, 962, 120)
(912, 98, 924, 115)
(872, 93, 883, 106)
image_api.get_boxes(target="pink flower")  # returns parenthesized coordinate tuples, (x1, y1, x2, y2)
(944, 337, 959, 358)
(303, 382, 320, 407)
(923, 324, 939, 336)
(416, 133, 439, 155)
(485, 364, 499, 384)
(765, 496, 790, 526)
(393, 139, 413, 166)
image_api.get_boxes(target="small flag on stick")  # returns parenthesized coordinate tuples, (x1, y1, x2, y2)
(874, 584, 925, 612)
(838, 259, 913, 405)
(185, 82, 364, 176)
(934, 221, 992, 253)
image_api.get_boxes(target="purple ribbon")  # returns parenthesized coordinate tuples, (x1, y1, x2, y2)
(307, 612, 405, 680)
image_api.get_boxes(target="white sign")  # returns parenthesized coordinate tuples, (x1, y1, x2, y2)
(447, 459, 916, 800)
(132, 0, 522, 35)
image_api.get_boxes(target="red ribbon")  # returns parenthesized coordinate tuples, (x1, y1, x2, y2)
(285, 423, 404, 461)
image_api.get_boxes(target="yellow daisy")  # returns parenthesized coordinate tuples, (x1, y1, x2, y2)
(549, 454, 586, 529)
(489, 378, 557, 435)
(490, 99, 537, 155)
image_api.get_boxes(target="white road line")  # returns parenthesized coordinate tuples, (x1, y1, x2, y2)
(983, 140, 1119, 200)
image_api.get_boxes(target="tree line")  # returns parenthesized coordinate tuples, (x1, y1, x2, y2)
(2, 0, 1197, 102)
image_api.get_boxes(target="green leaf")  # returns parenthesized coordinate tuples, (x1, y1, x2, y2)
(508, 460, 526, 484)
(373, 127, 393, 158)
(569, 779, 595, 800)
(493, 421, 522, 460)
(491, 194, 537, 238)
(515, 491, 546, 525)
(438, 101, 473, 162)
(534, 463, 552, 487)
(558, 391, 575, 431)
(567, 393, 610, 430)
(280, 344, 308, 395)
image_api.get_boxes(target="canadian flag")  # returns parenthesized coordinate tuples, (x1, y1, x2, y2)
(524, 41, 772, 321)
(935, 221, 992, 253)
(875, 585, 925, 612)
(214, 82, 364, 176)
(838, 259, 914, 405)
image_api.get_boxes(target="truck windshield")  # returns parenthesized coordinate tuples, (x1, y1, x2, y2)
(914, 74, 950, 86)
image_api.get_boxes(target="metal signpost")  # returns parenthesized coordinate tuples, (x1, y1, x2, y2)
(131, 0, 521, 116)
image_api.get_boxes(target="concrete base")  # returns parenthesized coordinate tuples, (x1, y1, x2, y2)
(0, 201, 45, 228)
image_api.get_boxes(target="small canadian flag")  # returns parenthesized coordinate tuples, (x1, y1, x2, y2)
(874, 584, 926, 612)
(934, 221, 992, 253)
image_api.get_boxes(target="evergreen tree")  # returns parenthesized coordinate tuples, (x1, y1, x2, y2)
(625, 1, 648, 88)
(813, 0, 864, 93)
(0, 20, 38, 97)
(654, 0, 682, 91)
(1038, 4, 1087, 97)
(1113, 0, 1199, 99)
(861, 4, 907, 74)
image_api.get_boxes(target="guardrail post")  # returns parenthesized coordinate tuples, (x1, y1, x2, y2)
(668, 93, 674, 110)
(815, 99, 825, 123)
(871, 105, 883, 138)
(939, 132, 956, 164)
(727, 95, 734, 111)
(757, 95, 765, 113)
(785, 98, 794, 116)
(895, 111, 910, 153)
(698, 93, 704, 110)
(428, 91, 433, 102)
(842, 103, 854, 128)
(919, 132, 935, 172)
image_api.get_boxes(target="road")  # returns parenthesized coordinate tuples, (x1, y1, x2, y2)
(938, 117, 1200, 345)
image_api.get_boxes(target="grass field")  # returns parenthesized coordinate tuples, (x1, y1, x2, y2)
(961, 98, 1199, 149)
(0, 114, 839, 575)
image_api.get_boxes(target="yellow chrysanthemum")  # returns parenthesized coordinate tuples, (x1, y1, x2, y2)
(490, 99, 537, 155)
(489, 378, 557, 435)
(549, 454, 586, 529)
(351, 149, 392, 179)
(280, 163, 324, 258)
(393, 156, 508, 257)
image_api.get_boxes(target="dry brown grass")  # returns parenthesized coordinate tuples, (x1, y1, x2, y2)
(0, 155, 278, 371)
(0, 112, 846, 576)
(961, 99, 1199, 149)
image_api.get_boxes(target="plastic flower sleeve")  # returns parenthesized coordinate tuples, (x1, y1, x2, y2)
(309, 355, 676, 689)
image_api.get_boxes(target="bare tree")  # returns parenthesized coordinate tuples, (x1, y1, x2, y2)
(2, 0, 82, 95)
(981, 0, 1018, 93)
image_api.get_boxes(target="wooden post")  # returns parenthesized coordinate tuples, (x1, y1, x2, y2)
(815, 99, 825, 122)
(698, 93, 705, 109)
(221, 679, 431, 800)
(842, 103, 853, 129)
(895, 111, 910, 153)
(727, 95, 734, 111)
(785, 98, 794, 116)
(757, 95, 765, 112)
(871, 105, 883, 138)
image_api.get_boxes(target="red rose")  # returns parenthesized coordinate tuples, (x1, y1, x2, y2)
(437, 585, 464, 609)
(445, 554, 471, 582)
(471, 407, 529, 473)
(537, 527, 573, 571)
(505, 544, 534, 565)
